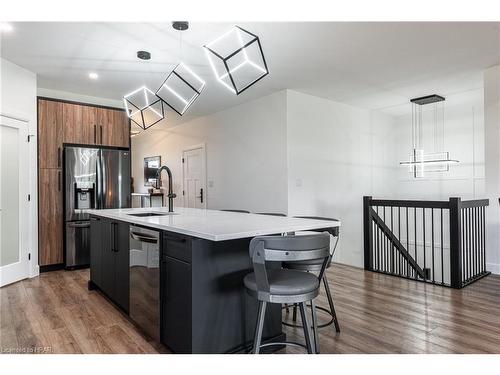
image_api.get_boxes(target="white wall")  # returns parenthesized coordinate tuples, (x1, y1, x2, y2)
(484, 65, 500, 275)
(131, 90, 289, 214)
(0, 58, 38, 277)
(286, 90, 396, 267)
(392, 89, 485, 200)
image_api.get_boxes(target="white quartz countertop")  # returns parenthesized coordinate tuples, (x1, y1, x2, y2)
(87, 207, 340, 241)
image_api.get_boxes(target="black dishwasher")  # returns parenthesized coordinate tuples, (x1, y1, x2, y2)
(129, 225, 160, 341)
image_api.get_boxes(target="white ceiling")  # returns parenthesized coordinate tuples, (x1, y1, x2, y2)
(2, 22, 500, 124)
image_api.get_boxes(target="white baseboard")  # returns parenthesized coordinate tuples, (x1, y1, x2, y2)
(486, 262, 500, 275)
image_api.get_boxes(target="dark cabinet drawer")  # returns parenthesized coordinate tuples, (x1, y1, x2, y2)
(162, 231, 191, 263)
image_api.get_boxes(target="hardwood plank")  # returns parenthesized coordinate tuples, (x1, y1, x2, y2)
(2, 265, 500, 354)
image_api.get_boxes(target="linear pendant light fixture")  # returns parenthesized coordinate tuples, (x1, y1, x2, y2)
(204, 26, 269, 95)
(156, 22, 206, 116)
(399, 94, 459, 178)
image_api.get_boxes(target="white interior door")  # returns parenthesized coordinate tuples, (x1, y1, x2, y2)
(182, 145, 206, 209)
(0, 115, 30, 287)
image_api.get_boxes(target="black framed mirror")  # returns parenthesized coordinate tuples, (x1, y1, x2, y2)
(144, 156, 161, 186)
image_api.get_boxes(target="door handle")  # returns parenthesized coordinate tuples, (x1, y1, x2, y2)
(164, 234, 186, 243)
(68, 222, 90, 228)
(100, 125, 103, 144)
(57, 147, 61, 167)
(111, 222, 116, 252)
(130, 232, 158, 244)
(58, 171, 61, 191)
(94, 125, 97, 143)
(200, 188, 203, 203)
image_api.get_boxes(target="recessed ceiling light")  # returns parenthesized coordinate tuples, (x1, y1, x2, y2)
(0, 23, 13, 33)
(88, 72, 99, 80)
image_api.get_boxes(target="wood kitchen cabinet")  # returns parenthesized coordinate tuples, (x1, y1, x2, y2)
(37, 97, 130, 269)
(62, 102, 83, 144)
(38, 169, 64, 266)
(38, 99, 63, 169)
(97, 107, 130, 148)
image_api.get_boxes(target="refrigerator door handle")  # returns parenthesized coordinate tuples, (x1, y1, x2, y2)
(96, 152, 102, 209)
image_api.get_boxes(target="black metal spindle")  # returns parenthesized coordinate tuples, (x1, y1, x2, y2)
(391, 207, 394, 274)
(406, 207, 410, 279)
(481, 207, 486, 272)
(423, 207, 426, 279)
(398, 207, 401, 276)
(431, 208, 435, 283)
(441, 208, 444, 285)
(462, 209, 467, 280)
(468, 207, 472, 282)
(414, 207, 417, 280)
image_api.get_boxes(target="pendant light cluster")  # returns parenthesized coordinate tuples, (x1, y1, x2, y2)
(124, 22, 269, 132)
(399, 94, 459, 178)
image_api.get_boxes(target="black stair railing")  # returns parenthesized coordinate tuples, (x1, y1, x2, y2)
(363, 196, 490, 289)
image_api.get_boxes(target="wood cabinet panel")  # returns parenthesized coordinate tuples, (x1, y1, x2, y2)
(62, 102, 83, 144)
(97, 108, 113, 146)
(38, 99, 62, 169)
(39, 168, 63, 266)
(82, 106, 97, 145)
(113, 110, 130, 148)
(97, 108, 129, 148)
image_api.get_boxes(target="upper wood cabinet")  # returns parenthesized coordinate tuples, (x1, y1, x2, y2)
(113, 110, 130, 148)
(38, 99, 63, 169)
(82, 106, 98, 144)
(62, 102, 83, 144)
(97, 107, 129, 148)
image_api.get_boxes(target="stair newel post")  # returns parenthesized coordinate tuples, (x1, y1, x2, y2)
(363, 196, 373, 270)
(449, 197, 463, 288)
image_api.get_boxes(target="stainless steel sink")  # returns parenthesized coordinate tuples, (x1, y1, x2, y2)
(127, 212, 177, 217)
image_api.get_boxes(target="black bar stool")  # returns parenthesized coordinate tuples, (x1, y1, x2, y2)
(283, 216, 341, 334)
(221, 209, 250, 213)
(244, 233, 331, 354)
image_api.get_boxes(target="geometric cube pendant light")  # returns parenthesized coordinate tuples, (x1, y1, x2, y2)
(123, 86, 165, 130)
(204, 26, 269, 95)
(156, 62, 206, 116)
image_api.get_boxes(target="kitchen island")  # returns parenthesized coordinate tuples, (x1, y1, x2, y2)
(87, 207, 340, 354)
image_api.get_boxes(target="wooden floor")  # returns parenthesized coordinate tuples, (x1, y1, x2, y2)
(2, 264, 500, 354)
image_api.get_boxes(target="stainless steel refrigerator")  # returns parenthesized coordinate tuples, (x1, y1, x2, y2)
(64, 146, 130, 268)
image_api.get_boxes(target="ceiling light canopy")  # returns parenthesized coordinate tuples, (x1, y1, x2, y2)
(204, 26, 269, 95)
(137, 50, 151, 60)
(123, 86, 165, 130)
(88, 72, 99, 80)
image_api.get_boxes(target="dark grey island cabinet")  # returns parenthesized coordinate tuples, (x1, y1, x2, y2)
(89, 216, 129, 313)
(88, 208, 340, 354)
(160, 232, 283, 353)
(89, 219, 282, 353)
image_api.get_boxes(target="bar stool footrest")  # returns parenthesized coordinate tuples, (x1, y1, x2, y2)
(282, 304, 334, 328)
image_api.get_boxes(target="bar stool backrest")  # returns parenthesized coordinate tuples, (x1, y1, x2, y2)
(249, 233, 331, 294)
